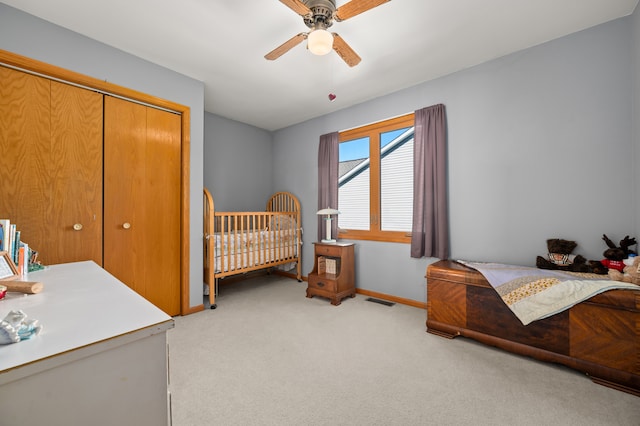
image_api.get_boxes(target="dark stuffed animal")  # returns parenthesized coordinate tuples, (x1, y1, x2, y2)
(610, 234, 637, 257)
(600, 234, 637, 273)
(536, 238, 592, 272)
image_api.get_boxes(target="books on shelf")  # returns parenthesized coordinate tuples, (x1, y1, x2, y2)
(326, 258, 339, 275)
(0, 219, 40, 274)
(317, 256, 340, 275)
(12, 229, 20, 265)
(317, 256, 326, 274)
(18, 243, 29, 276)
(0, 219, 9, 252)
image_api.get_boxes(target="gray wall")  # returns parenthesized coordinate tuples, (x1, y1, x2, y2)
(273, 15, 636, 303)
(204, 113, 273, 211)
(0, 4, 205, 309)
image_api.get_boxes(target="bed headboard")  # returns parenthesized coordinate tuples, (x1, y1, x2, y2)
(266, 191, 300, 213)
(204, 189, 299, 215)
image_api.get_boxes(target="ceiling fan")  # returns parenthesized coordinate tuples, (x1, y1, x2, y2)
(265, 0, 391, 67)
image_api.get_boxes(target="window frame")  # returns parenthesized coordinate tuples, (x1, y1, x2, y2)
(338, 113, 414, 243)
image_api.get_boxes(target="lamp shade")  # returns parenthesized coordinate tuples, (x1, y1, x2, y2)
(317, 208, 340, 215)
(307, 29, 333, 56)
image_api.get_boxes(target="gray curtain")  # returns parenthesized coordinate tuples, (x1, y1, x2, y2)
(317, 132, 339, 241)
(411, 104, 449, 259)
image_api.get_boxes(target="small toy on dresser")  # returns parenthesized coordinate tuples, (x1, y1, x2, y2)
(0, 309, 42, 344)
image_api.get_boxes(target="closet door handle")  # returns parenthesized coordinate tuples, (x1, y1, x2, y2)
(122, 222, 131, 230)
(73, 223, 83, 231)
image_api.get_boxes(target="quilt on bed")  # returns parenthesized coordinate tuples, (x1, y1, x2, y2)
(458, 261, 640, 325)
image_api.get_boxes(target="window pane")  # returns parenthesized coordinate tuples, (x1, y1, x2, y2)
(339, 137, 370, 230)
(380, 127, 414, 231)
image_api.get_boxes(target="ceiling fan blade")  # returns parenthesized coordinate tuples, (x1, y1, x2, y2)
(279, 0, 312, 17)
(332, 33, 361, 67)
(265, 33, 307, 60)
(335, 0, 390, 21)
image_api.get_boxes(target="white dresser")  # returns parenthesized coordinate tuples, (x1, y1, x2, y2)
(0, 261, 174, 425)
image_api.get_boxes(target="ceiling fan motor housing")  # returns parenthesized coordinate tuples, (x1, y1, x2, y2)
(265, 0, 371, 67)
(303, 0, 336, 30)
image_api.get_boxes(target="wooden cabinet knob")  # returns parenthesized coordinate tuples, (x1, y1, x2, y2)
(122, 222, 131, 230)
(73, 223, 83, 231)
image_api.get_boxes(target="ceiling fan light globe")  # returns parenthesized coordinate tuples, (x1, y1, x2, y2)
(308, 29, 333, 56)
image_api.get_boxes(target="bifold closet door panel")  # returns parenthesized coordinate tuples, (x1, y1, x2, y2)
(50, 81, 103, 265)
(104, 95, 181, 315)
(0, 67, 51, 259)
(0, 67, 102, 266)
(103, 96, 147, 295)
(143, 107, 181, 315)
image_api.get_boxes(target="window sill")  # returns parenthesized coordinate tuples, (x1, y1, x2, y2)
(338, 231, 411, 244)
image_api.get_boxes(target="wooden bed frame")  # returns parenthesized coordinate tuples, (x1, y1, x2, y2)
(426, 260, 640, 396)
(203, 188, 302, 308)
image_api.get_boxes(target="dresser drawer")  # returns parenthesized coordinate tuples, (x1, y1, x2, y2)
(308, 275, 337, 292)
(315, 244, 342, 257)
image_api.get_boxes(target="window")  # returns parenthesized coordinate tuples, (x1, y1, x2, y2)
(338, 113, 414, 243)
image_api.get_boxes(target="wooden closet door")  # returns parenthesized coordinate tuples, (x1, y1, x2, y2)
(144, 107, 181, 314)
(0, 67, 51, 259)
(0, 67, 102, 266)
(50, 81, 103, 265)
(104, 96, 181, 315)
(104, 97, 147, 294)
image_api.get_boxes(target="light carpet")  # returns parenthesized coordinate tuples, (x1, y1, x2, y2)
(168, 275, 639, 426)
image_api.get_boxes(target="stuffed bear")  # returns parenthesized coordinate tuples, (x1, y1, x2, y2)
(608, 256, 640, 284)
(536, 238, 593, 273)
(600, 234, 637, 273)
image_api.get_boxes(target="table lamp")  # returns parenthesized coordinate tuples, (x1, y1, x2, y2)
(317, 207, 340, 243)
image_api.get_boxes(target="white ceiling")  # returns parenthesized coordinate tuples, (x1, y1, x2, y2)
(4, 0, 638, 131)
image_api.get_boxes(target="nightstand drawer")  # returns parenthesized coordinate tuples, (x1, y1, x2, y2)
(315, 244, 342, 257)
(308, 275, 337, 292)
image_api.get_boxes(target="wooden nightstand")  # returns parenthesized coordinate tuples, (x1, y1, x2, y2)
(307, 242, 355, 305)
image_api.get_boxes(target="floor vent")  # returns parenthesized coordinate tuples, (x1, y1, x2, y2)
(365, 297, 395, 307)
